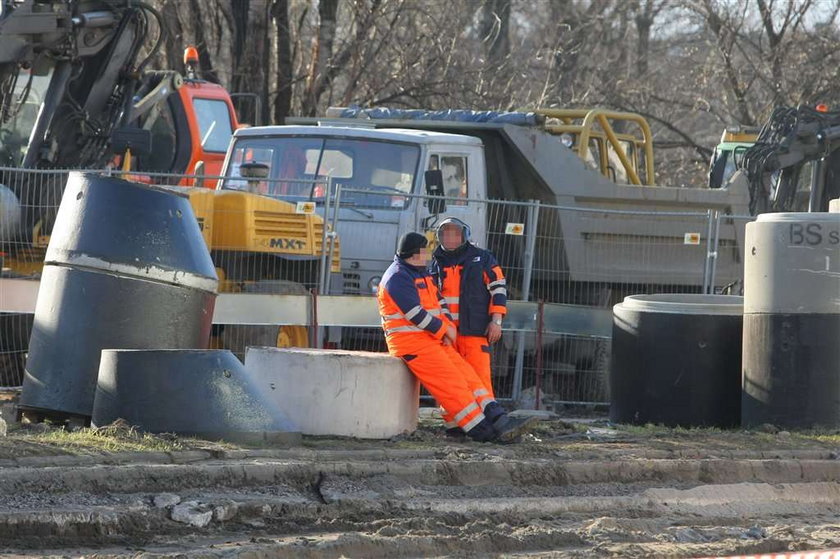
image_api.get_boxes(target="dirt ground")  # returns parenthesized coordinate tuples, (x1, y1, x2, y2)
(0, 402, 839, 558)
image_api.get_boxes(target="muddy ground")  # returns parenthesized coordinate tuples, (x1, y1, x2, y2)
(0, 406, 839, 558)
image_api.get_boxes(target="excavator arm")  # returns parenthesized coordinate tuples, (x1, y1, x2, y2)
(0, 0, 173, 247)
(0, 0, 163, 169)
(735, 105, 840, 214)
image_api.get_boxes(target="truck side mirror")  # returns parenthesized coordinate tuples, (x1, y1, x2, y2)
(424, 169, 446, 215)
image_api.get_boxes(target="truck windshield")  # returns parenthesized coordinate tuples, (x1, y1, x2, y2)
(193, 98, 234, 152)
(221, 136, 420, 209)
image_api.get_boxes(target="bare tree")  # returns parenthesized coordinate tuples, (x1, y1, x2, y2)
(140, 0, 840, 186)
(271, 0, 293, 123)
(480, 0, 510, 63)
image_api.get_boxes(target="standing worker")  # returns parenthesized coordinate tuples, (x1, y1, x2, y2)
(378, 232, 536, 443)
(431, 217, 506, 400)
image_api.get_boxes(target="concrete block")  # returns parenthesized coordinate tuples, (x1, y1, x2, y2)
(244, 347, 419, 439)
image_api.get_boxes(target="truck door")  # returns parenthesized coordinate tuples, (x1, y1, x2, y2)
(420, 151, 486, 247)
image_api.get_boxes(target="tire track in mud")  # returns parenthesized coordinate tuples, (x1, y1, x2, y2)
(1, 450, 840, 557)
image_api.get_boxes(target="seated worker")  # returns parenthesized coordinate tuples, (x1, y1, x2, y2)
(377, 232, 537, 443)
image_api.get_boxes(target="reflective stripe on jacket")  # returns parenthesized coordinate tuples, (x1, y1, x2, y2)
(378, 256, 453, 351)
(431, 243, 506, 336)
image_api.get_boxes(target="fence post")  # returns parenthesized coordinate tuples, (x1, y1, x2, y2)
(512, 200, 540, 405)
(318, 177, 333, 295)
(324, 181, 342, 296)
(708, 210, 722, 293)
(534, 299, 544, 410)
(702, 209, 714, 294)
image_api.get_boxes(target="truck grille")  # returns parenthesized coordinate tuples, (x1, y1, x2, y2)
(253, 211, 308, 237)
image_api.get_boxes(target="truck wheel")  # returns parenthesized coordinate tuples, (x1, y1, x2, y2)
(276, 324, 309, 348)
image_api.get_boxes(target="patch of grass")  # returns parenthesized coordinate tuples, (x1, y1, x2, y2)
(30, 421, 188, 454)
(615, 423, 727, 438)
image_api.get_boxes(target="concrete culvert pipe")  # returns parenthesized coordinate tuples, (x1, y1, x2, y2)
(93, 349, 301, 445)
(611, 294, 744, 428)
(19, 172, 218, 422)
(742, 212, 840, 429)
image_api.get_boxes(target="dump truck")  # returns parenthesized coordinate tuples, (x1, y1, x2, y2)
(221, 108, 753, 302)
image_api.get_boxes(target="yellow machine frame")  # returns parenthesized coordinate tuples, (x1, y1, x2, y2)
(535, 108, 656, 186)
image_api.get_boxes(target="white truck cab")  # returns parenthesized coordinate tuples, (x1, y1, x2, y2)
(219, 124, 487, 294)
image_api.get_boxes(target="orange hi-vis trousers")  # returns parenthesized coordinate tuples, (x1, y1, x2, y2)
(456, 335, 494, 399)
(393, 340, 494, 432)
(432, 342, 494, 429)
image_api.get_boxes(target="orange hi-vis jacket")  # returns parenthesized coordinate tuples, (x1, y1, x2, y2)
(378, 256, 454, 353)
(378, 256, 493, 433)
(430, 243, 507, 337)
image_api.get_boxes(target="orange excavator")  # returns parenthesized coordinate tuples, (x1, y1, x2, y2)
(0, 1, 336, 383)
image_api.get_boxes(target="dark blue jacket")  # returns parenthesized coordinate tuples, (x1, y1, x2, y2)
(430, 243, 507, 337)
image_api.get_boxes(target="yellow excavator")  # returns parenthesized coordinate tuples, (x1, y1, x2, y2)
(184, 183, 340, 352)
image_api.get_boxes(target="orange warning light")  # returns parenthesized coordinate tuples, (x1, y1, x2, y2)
(816, 103, 829, 113)
(183, 46, 199, 66)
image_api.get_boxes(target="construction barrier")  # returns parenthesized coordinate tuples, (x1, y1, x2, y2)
(0, 167, 755, 408)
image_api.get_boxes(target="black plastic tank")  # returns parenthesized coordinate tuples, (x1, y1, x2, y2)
(19, 172, 218, 421)
(610, 294, 744, 427)
(93, 349, 301, 445)
(742, 212, 840, 429)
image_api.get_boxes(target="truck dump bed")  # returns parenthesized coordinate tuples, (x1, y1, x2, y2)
(288, 110, 751, 299)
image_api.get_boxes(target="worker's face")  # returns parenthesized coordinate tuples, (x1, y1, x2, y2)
(440, 224, 463, 250)
(417, 246, 431, 265)
(407, 246, 430, 266)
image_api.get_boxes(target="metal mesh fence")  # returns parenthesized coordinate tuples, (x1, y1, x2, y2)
(0, 167, 340, 379)
(713, 213, 756, 295)
(1, 171, 749, 407)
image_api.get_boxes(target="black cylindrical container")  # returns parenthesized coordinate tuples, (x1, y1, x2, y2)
(610, 294, 743, 427)
(742, 213, 840, 429)
(20, 173, 218, 420)
(93, 350, 300, 446)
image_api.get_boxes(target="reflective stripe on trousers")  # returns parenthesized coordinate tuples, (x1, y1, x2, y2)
(432, 342, 496, 426)
(394, 341, 487, 433)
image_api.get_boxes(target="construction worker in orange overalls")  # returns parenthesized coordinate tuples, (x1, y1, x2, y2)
(430, 217, 507, 435)
(378, 232, 536, 443)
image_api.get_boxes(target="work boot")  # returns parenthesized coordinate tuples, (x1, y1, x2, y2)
(492, 414, 540, 444)
(444, 426, 467, 441)
(464, 418, 497, 442)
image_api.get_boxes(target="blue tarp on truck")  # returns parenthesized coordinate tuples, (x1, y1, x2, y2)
(331, 106, 544, 126)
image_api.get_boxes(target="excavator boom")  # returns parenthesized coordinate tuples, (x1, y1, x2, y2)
(736, 105, 840, 214)
(0, 0, 162, 169)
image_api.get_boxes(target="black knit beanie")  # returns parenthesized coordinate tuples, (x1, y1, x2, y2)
(397, 232, 428, 259)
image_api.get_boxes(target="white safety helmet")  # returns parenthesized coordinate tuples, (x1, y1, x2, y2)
(436, 217, 471, 251)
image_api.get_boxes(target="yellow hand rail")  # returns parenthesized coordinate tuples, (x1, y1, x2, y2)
(534, 108, 655, 186)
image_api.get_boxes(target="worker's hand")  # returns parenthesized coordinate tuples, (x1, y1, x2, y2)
(485, 321, 502, 344)
(443, 325, 457, 346)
